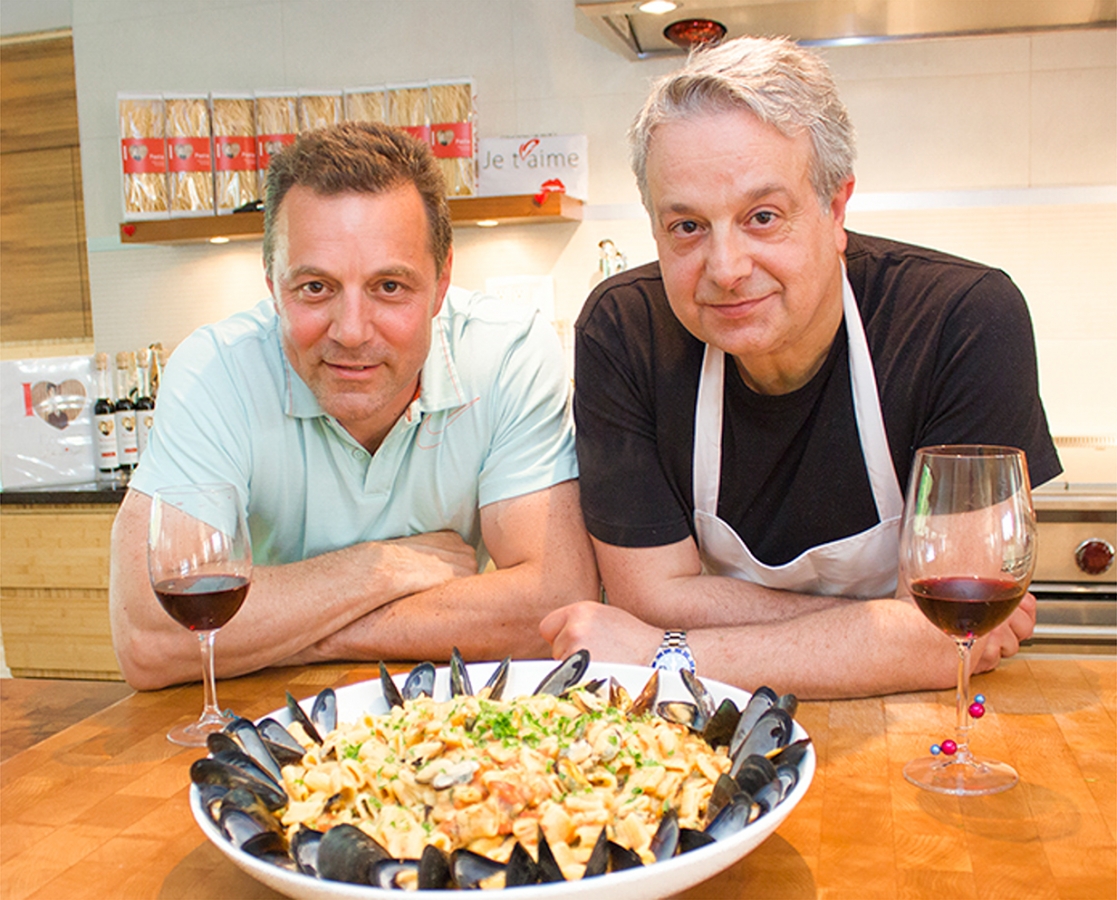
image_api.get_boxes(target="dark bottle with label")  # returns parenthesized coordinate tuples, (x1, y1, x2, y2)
(114, 351, 139, 474)
(135, 348, 155, 460)
(93, 352, 119, 475)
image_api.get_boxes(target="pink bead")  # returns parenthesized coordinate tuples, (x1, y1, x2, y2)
(941, 740, 957, 756)
(969, 702, 986, 718)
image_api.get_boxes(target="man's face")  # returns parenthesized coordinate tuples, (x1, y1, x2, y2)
(267, 184, 451, 450)
(645, 108, 852, 392)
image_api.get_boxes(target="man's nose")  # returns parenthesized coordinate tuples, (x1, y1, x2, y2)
(328, 289, 374, 346)
(705, 226, 755, 290)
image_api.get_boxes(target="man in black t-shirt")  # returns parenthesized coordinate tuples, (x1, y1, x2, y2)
(540, 36, 1060, 699)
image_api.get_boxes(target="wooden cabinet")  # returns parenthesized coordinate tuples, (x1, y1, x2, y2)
(0, 502, 122, 680)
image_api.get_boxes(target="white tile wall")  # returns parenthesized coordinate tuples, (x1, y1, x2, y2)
(70, 0, 1116, 437)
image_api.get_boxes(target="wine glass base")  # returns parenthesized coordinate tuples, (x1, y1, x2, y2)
(167, 712, 234, 747)
(903, 754, 1019, 796)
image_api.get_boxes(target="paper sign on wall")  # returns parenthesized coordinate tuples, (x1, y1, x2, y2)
(1, 357, 96, 489)
(478, 134, 588, 201)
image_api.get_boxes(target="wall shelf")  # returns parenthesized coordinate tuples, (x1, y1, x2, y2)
(118, 193, 582, 244)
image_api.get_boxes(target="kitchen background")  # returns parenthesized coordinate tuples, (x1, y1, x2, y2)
(1, 0, 1113, 440)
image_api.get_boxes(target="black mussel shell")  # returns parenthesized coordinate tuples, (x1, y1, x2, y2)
(207, 747, 280, 792)
(220, 807, 269, 848)
(729, 687, 778, 759)
(678, 828, 717, 854)
(190, 758, 286, 811)
(261, 736, 305, 767)
(608, 840, 644, 871)
(733, 754, 778, 796)
(705, 791, 759, 840)
(628, 669, 659, 718)
(481, 656, 511, 701)
(775, 763, 800, 801)
(285, 692, 323, 745)
(225, 717, 284, 786)
(450, 646, 474, 697)
(753, 778, 783, 815)
(536, 828, 566, 883)
(418, 844, 453, 890)
(290, 825, 323, 877)
(240, 829, 289, 859)
(770, 737, 811, 771)
(370, 858, 420, 890)
(505, 841, 540, 887)
(703, 697, 741, 749)
(218, 786, 282, 830)
(656, 700, 703, 731)
(681, 669, 717, 723)
(582, 828, 610, 879)
(317, 823, 391, 885)
(401, 662, 436, 701)
(451, 848, 505, 889)
(706, 773, 739, 825)
(379, 662, 405, 710)
(775, 693, 799, 718)
(198, 781, 228, 821)
(732, 707, 793, 769)
(311, 688, 337, 735)
(534, 649, 590, 696)
(609, 676, 633, 713)
(258, 717, 305, 757)
(650, 807, 680, 861)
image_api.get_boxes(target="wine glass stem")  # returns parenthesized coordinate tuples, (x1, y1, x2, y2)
(953, 637, 974, 762)
(197, 629, 223, 723)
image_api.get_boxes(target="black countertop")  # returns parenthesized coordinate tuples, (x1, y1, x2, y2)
(0, 482, 128, 505)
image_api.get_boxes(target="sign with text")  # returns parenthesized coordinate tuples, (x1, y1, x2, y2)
(478, 134, 588, 201)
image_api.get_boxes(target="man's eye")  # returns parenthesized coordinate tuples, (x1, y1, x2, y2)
(671, 220, 700, 236)
(752, 210, 777, 226)
(381, 280, 401, 294)
(301, 280, 327, 295)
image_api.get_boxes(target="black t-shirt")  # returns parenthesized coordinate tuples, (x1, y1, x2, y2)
(574, 231, 1062, 565)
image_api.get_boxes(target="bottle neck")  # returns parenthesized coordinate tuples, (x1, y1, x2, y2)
(97, 367, 114, 401)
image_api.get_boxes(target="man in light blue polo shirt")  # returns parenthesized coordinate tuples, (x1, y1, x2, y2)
(109, 122, 598, 690)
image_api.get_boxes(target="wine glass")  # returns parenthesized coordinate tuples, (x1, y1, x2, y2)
(148, 483, 252, 746)
(901, 445, 1036, 796)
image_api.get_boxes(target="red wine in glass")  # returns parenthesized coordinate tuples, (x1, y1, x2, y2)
(149, 483, 252, 747)
(910, 576, 1027, 639)
(901, 445, 1036, 796)
(153, 574, 250, 632)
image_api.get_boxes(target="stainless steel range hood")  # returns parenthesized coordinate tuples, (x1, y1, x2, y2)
(577, 0, 1117, 60)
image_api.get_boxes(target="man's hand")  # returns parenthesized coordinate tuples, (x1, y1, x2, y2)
(540, 601, 662, 666)
(972, 591, 1036, 674)
(380, 531, 479, 596)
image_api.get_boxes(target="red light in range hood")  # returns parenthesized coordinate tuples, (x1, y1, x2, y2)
(663, 18, 727, 49)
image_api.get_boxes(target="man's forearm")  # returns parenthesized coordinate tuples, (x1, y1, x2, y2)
(293, 560, 577, 664)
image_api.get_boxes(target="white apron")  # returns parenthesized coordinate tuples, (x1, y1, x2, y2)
(692, 270, 903, 598)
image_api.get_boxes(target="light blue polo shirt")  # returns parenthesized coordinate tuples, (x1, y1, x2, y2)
(130, 288, 577, 568)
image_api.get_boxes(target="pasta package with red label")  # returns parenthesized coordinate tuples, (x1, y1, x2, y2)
(344, 85, 386, 124)
(429, 78, 475, 196)
(165, 93, 214, 215)
(299, 90, 343, 132)
(386, 82, 431, 149)
(119, 93, 169, 219)
(255, 91, 298, 176)
(211, 94, 258, 214)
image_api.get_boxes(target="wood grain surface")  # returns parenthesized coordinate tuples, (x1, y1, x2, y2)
(0, 658, 1113, 899)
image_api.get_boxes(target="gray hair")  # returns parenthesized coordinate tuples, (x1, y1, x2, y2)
(630, 36, 855, 211)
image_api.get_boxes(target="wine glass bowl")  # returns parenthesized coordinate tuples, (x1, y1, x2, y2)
(901, 445, 1036, 796)
(149, 483, 252, 746)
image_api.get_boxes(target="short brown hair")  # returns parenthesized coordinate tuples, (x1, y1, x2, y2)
(263, 121, 452, 279)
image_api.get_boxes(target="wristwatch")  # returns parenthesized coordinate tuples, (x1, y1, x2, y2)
(651, 630, 696, 673)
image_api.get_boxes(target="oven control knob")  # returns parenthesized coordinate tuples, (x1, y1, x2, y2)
(1075, 539, 1114, 575)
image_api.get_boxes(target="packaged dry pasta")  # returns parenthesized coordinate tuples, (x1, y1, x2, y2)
(210, 93, 258, 214)
(118, 93, 168, 218)
(429, 78, 475, 196)
(255, 91, 298, 177)
(343, 85, 386, 124)
(386, 82, 431, 148)
(298, 90, 343, 131)
(164, 93, 214, 215)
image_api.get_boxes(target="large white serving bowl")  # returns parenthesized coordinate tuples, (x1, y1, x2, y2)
(189, 659, 814, 900)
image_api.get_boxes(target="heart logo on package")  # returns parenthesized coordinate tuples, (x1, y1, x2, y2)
(30, 380, 87, 430)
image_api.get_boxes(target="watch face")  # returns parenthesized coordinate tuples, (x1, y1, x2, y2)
(653, 647, 695, 673)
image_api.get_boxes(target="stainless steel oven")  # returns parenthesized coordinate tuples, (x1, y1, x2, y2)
(1026, 441, 1116, 654)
